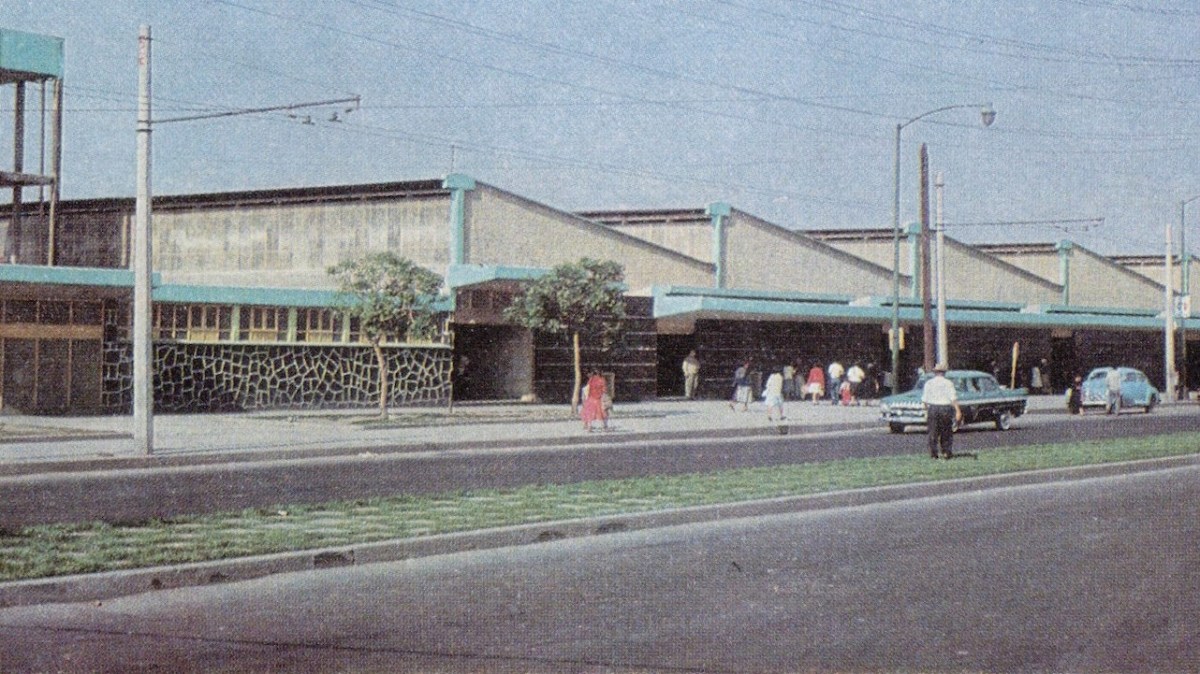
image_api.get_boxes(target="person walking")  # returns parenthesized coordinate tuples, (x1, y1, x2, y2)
(1106, 367, 1122, 414)
(763, 371, 786, 421)
(681, 350, 701, 399)
(827, 360, 844, 405)
(729, 361, 752, 411)
(1067, 374, 1083, 415)
(782, 362, 797, 400)
(846, 362, 866, 405)
(921, 363, 962, 459)
(580, 369, 610, 432)
(1030, 360, 1043, 394)
(805, 362, 826, 402)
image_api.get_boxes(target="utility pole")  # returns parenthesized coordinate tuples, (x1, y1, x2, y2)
(133, 25, 153, 454)
(919, 144, 934, 372)
(132, 26, 360, 454)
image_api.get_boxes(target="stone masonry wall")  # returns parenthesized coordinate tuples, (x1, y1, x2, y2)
(102, 341, 451, 414)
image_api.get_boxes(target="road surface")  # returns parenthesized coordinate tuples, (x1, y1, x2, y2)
(1, 463, 1196, 672)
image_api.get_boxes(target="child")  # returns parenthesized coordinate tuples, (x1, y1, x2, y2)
(839, 379, 853, 406)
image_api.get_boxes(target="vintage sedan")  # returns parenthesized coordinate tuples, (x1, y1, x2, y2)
(1079, 367, 1160, 413)
(879, 369, 1029, 433)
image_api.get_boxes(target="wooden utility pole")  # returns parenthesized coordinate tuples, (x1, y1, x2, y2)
(919, 143, 934, 372)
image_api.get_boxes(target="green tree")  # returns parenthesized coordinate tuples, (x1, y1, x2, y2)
(503, 258, 626, 413)
(328, 252, 444, 419)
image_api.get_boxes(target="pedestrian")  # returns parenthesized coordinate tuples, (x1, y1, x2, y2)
(763, 371, 786, 421)
(580, 369, 610, 432)
(1030, 360, 1043, 393)
(921, 362, 962, 459)
(729, 361, 752, 411)
(1039, 358, 1052, 394)
(1066, 374, 1083, 415)
(782, 362, 797, 400)
(827, 360, 844, 405)
(682, 350, 701, 399)
(1105, 367, 1122, 414)
(846, 362, 865, 405)
(805, 362, 825, 402)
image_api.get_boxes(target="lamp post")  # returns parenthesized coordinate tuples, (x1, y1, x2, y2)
(890, 103, 995, 394)
(1180, 195, 1200, 399)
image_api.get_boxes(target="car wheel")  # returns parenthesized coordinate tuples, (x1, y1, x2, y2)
(889, 423, 905, 434)
(995, 410, 1012, 430)
(1146, 396, 1157, 413)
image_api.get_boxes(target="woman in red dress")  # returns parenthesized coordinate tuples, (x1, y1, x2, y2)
(581, 369, 609, 432)
(805, 363, 826, 403)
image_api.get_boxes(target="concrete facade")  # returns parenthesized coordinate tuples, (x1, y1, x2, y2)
(979, 242, 1169, 311)
(808, 229, 1061, 305)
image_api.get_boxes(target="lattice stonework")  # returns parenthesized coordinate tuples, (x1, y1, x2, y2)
(102, 341, 450, 413)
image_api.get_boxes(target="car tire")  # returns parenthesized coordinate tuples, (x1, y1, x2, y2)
(995, 410, 1012, 430)
(1146, 396, 1157, 413)
(889, 423, 905, 434)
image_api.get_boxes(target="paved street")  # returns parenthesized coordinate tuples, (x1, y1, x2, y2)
(2, 397, 1195, 528)
(1, 464, 1196, 672)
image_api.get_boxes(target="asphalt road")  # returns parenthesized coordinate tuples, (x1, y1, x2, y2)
(1, 463, 1195, 672)
(2, 407, 1197, 527)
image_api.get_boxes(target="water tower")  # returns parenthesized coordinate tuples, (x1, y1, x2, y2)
(0, 28, 63, 265)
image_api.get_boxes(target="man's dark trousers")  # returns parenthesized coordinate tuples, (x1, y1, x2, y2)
(927, 404, 955, 457)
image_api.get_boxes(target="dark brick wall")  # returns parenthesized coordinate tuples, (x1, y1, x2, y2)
(689, 320, 888, 400)
(532, 296, 657, 403)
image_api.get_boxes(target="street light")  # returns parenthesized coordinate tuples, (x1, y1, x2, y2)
(890, 103, 995, 394)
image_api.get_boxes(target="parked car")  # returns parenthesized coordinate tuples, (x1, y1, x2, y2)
(1079, 367, 1160, 413)
(879, 370, 1028, 433)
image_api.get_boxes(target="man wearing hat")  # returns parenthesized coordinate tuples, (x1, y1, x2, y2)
(921, 363, 962, 459)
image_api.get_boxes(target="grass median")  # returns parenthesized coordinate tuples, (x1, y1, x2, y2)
(2, 432, 1199, 582)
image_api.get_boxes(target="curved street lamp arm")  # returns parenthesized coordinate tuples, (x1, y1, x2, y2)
(899, 102, 995, 130)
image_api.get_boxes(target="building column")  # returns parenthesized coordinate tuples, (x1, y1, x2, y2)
(1056, 240, 1073, 305)
(442, 173, 476, 268)
(706, 202, 731, 289)
(906, 222, 921, 299)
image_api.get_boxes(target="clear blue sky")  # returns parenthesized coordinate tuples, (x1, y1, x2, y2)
(4, 0, 1200, 256)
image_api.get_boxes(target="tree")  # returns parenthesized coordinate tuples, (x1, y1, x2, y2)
(503, 258, 626, 413)
(328, 252, 443, 419)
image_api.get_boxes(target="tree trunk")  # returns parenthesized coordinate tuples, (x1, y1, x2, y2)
(373, 341, 389, 420)
(571, 331, 582, 415)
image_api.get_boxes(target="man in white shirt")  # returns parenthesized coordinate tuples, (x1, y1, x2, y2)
(846, 363, 865, 405)
(921, 363, 962, 459)
(1105, 367, 1122, 414)
(827, 360, 844, 405)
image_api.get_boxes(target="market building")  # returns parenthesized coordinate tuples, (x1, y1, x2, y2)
(0, 27, 1190, 415)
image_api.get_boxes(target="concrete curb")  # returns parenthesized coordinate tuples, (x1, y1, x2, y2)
(0, 420, 879, 477)
(3, 453, 1195, 608)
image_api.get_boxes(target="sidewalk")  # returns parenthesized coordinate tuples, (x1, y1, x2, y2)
(0, 395, 1071, 471)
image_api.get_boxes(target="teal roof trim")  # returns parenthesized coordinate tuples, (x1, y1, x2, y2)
(652, 286, 1174, 330)
(447, 264, 546, 289)
(155, 284, 453, 312)
(655, 285, 856, 306)
(653, 293, 898, 322)
(154, 284, 341, 307)
(0, 264, 151, 287)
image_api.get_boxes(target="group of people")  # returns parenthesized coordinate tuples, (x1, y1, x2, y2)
(815, 360, 878, 406)
(719, 357, 880, 422)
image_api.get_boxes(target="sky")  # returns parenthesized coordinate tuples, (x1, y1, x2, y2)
(3, 0, 1200, 256)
